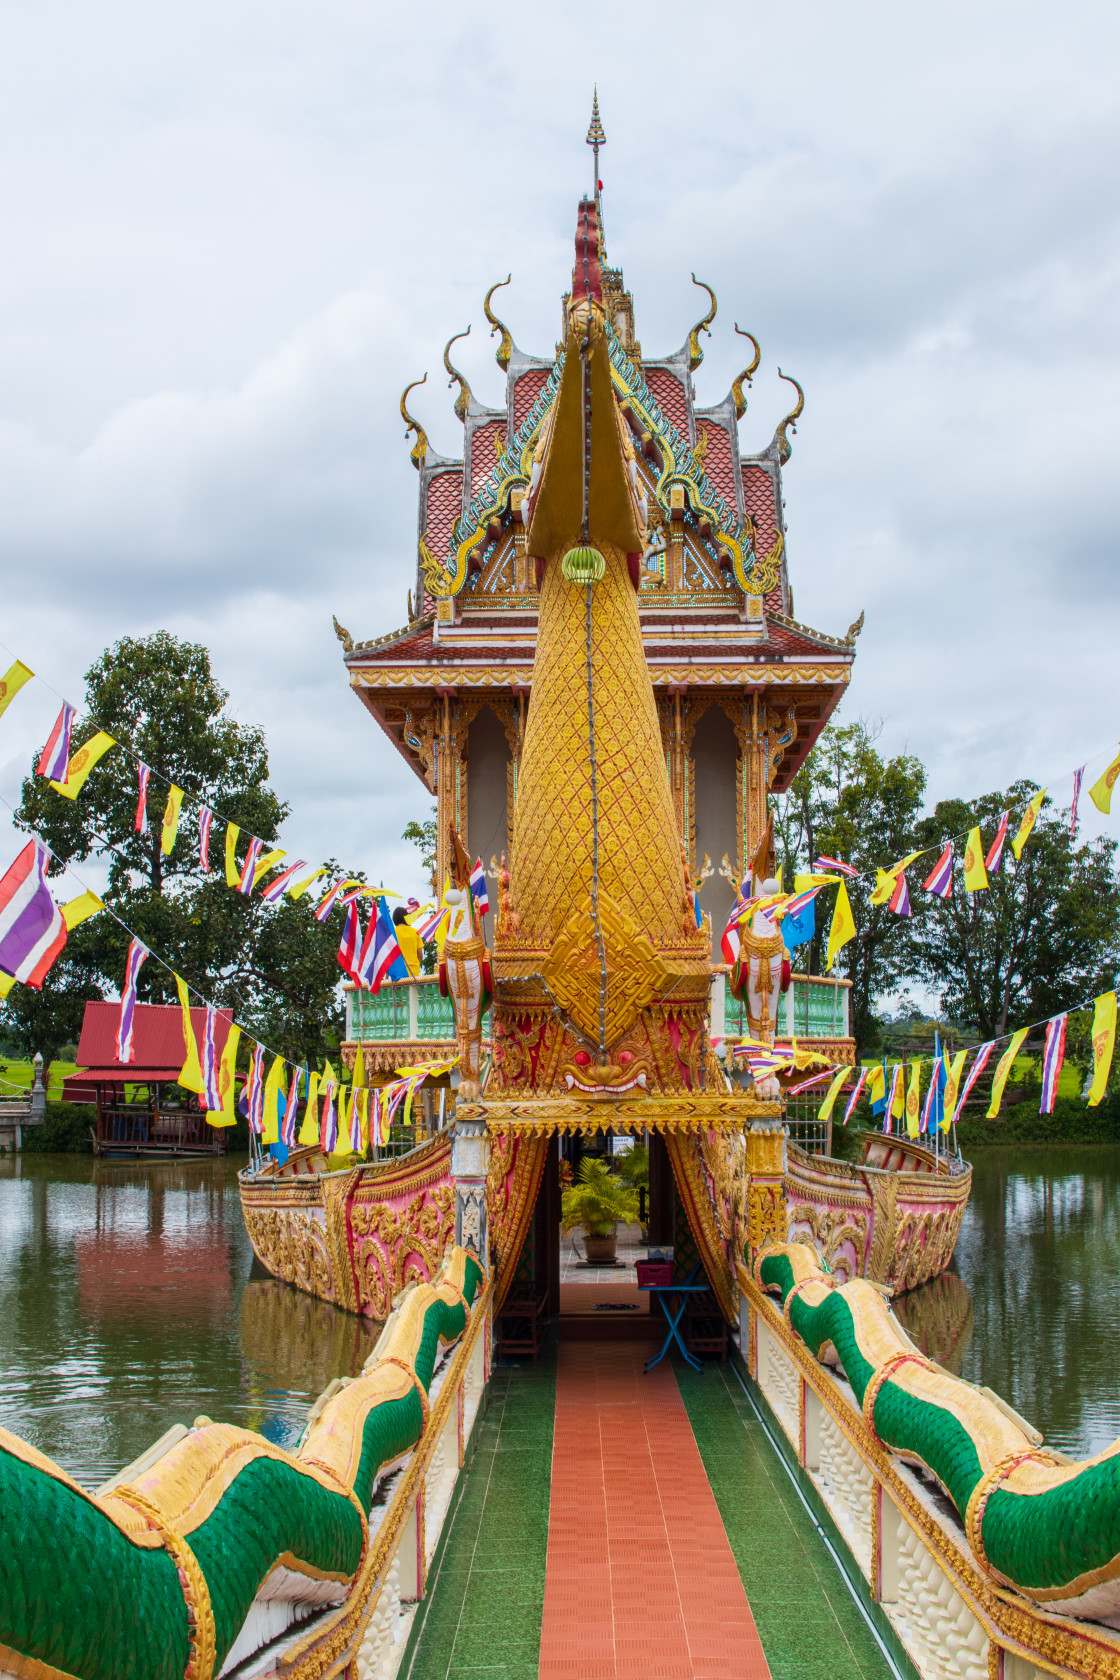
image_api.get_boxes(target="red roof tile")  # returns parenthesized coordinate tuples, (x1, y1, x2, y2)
(67, 1001, 234, 1087)
(513, 369, 549, 428)
(470, 420, 506, 493)
(424, 469, 463, 560)
(696, 421, 736, 507)
(645, 369, 690, 437)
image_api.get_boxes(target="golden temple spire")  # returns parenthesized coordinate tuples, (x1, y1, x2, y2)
(494, 198, 708, 1061)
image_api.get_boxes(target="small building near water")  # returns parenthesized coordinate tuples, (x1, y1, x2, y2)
(63, 1001, 233, 1157)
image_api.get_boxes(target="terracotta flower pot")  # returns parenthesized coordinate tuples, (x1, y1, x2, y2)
(583, 1231, 618, 1264)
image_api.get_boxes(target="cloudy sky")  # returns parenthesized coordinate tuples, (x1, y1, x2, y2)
(1, 0, 1119, 905)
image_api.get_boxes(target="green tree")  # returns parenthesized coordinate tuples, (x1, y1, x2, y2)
(914, 783, 1120, 1039)
(6, 633, 350, 1067)
(775, 720, 927, 1054)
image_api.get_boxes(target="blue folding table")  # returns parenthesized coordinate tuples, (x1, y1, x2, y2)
(636, 1262, 708, 1372)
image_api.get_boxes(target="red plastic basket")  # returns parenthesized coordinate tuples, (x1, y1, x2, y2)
(636, 1260, 674, 1288)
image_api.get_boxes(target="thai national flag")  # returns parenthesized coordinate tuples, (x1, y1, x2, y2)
(470, 858, 489, 916)
(281, 1070, 299, 1146)
(238, 837, 265, 895)
(887, 872, 911, 916)
(0, 841, 68, 988)
(842, 1066, 870, 1126)
(201, 1008, 223, 1110)
(356, 898, 408, 993)
(1070, 768, 1084, 839)
(813, 855, 859, 878)
(417, 905, 447, 942)
(115, 938, 149, 1063)
(953, 1042, 995, 1124)
(199, 807, 213, 871)
(314, 877, 355, 923)
(1041, 1015, 1067, 1114)
(134, 763, 150, 834)
(984, 811, 1010, 875)
(338, 900, 361, 978)
(37, 703, 75, 782)
(319, 1082, 338, 1153)
(923, 843, 953, 899)
(261, 858, 308, 904)
(349, 1087, 363, 1152)
(245, 1045, 265, 1135)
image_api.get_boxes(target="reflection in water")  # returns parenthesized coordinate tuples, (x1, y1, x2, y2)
(893, 1270, 974, 1375)
(0, 1156, 378, 1489)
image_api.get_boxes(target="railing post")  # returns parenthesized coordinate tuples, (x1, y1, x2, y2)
(409, 980, 419, 1041)
(29, 1054, 45, 1124)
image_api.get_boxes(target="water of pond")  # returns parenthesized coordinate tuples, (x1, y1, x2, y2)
(0, 1154, 380, 1489)
(2, 1146, 1118, 1488)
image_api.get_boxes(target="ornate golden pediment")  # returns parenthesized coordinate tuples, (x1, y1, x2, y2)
(542, 890, 668, 1050)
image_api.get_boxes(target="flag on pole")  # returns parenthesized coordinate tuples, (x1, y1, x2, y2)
(962, 828, 988, 892)
(1011, 790, 1046, 860)
(941, 1049, 968, 1130)
(174, 975, 205, 1095)
(199, 807, 213, 871)
(201, 1008, 224, 1112)
(356, 898, 408, 993)
(470, 858, 489, 917)
(338, 901, 361, 978)
(905, 1060, 922, 1138)
(238, 837, 265, 895)
(0, 660, 33, 722)
(987, 1028, 1029, 1117)
(1090, 747, 1120, 815)
(281, 1070, 299, 1146)
(37, 703, 75, 781)
(825, 881, 856, 970)
(261, 858, 308, 904)
(923, 843, 953, 898)
(1040, 1014, 1067, 1114)
(162, 786, 184, 856)
(134, 763, 150, 833)
(952, 1042, 994, 1123)
(1087, 992, 1117, 1107)
(813, 855, 859, 878)
(842, 1065, 870, 1126)
(205, 1023, 240, 1127)
(985, 811, 1010, 875)
(817, 1067, 850, 1123)
(0, 841, 67, 988)
(1070, 768, 1084, 839)
(51, 731, 116, 799)
(115, 938, 148, 1063)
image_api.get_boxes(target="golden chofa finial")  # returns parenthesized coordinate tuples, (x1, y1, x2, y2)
(400, 374, 429, 471)
(484, 276, 513, 371)
(731, 325, 761, 420)
(443, 327, 473, 423)
(774, 368, 805, 463)
(688, 275, 717, 370)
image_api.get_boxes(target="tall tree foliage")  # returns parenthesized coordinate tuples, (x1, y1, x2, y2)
(913, 784, 1120, 1038)
(7, 634, 349, 1065)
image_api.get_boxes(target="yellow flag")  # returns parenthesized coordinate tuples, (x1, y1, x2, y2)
(51, 731, 116, 799)
(889, 1065, 905, 1120)
(905, 1060, 922, 1138)
(224, 823, 241, 887)
(826, 881, 856, 970)
(61, 890, 103, 930)
(1090, 747, 1120, 815)
(1088, 992, 1117, 1107)
(298, 1072, 320, 1145)
(987, 1028, 1029, 1117)
(1011, 790, 1046, 861)
(869, 851, 921, 906)
(866, 1064, 885, 1107)
(0, 660, 33, 721)
(357, 1087, 370, 1152)
(941, 1049, 968, 1130)
(162, 786, 184, 856)
(206, 1024, 240, 1127)
(253, 848, 286, 888)
(0, 972, 17, 998)
(353, 1042, 366, 1089)
(817, 1067, 849, 1123)
(174, 975, 205, 1095)
(962, 827, 988, 892)
(322, 1057, 337, 1088)
(289, 866, 327, 901)
(261, 1056, 284, 1145)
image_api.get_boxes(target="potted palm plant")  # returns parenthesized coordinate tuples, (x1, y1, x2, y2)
(561, 1157, 640, 1264)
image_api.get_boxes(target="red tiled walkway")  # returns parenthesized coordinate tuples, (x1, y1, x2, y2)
(539, 1343, 771, 1680)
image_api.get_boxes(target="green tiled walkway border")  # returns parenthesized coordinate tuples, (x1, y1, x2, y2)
(676, 1360, 901, 1679)
(404, 1349, 556, 1680)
